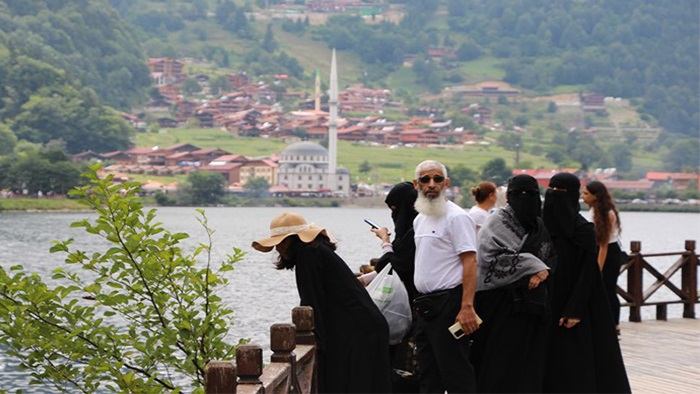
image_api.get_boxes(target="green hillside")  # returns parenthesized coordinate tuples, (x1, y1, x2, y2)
(0, 0, 697, 193)
(108, 0, 697, 175)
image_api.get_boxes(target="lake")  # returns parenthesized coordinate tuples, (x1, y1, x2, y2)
(0, 207, 698, 391)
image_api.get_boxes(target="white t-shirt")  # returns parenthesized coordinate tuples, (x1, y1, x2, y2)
(413, 200, 477, 294)
(589, 207, 620, 244)
(468, 205, 489, 233)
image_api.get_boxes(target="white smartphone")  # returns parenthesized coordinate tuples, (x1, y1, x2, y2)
(448, 322, 466, 339)
(364, 219, 380, 229)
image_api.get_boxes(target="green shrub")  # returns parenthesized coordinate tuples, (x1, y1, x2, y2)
(0, 165, 247, 392)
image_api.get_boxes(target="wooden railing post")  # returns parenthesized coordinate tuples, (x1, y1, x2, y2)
(293, 306, 316, 346)
(206, 361, 237, 393)
(236, 344, 263, 387)
(271, 323, 300, 393)
(628, 241, 643, 322)
(682, 240, 697, 319)
(293, 306, 317, 394)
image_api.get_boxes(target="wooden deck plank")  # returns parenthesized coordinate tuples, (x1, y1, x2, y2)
(619, 318, 700, 394)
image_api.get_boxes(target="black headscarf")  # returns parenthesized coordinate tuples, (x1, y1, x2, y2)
(506, 174, 541, 232)
(376, 181, 419, 301)
(543, 172, 581, 240)
(385, 181, 418, 242)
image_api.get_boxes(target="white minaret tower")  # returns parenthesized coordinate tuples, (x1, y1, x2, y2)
(314, 70, 321, 112)
(328, 49, 338, 192)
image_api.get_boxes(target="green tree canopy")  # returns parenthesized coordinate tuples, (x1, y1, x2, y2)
(180, 171, 226, 205)
(244, 176, 270, 198)
(481, 158, 512, 186)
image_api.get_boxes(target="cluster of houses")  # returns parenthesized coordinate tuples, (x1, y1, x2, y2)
(81, 58, 696, 200)
(139, 58, 494, 146)
(74, 141, 352, 197)
(72, 142, 700, 199)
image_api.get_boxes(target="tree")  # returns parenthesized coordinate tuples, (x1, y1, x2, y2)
(244, 177, 270, 198)
(182, 77, 202, 96)
(608, 144, 633, 172)
(0, 123, 17, 155)
(180, 171, 226, 205)
(262, 24, 278, 53)
(456, 39, 482, 61)
(446, 164, 478, 187)
(481, 158, 512, 185)
(0, 166, 247, 392)
(359, 159, 372, 174)
(210, 75, 232, 96)
(664, 139, 700, 172)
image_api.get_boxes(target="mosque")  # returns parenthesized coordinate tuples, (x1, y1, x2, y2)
(275, 50, 352, 196)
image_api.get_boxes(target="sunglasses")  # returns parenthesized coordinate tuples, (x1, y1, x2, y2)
(418, 175, 445, 184)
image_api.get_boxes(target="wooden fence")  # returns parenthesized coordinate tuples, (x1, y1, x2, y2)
(205, 306, 317, 394)
(619, 240, 698, 322)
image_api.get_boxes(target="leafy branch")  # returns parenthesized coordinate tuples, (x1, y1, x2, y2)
(0, 164, 248, 392)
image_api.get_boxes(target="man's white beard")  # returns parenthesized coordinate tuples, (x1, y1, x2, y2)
(415, 189, 448, 217)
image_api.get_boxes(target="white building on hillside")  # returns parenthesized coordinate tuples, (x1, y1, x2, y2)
(276, 141, 350, 195)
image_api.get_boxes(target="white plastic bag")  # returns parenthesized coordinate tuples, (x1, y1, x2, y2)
(366, 263, 412, 345)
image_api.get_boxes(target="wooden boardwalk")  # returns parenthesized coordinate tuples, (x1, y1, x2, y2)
(620, 318, 700, 393)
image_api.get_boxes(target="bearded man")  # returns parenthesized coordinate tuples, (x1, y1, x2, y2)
(411, 160, 479, 393)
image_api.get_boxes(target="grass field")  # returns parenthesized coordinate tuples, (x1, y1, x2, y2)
(0, 198, 87, 211)
(135, 128, 556, 185)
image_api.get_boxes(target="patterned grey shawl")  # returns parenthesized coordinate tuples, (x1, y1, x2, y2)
(476, 206, 551, 292)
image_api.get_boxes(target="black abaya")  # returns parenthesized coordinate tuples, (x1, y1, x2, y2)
(544, 217, 631, 393)
(294, 243, 392, 393)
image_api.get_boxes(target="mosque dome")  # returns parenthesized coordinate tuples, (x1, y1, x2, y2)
(281, 141, 328, 159)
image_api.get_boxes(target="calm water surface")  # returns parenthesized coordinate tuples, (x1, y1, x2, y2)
(0, 207, 698, 391)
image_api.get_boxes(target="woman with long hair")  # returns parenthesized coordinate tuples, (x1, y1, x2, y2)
(582, 180, 623, 335)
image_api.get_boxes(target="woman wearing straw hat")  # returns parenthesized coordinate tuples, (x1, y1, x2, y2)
(253, 212, 392, 393)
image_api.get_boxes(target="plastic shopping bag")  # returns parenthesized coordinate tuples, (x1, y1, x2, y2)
(366, 263, 412, 345)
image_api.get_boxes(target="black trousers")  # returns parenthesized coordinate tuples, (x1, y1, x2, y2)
(414, 286, 476, 393)
(602, 242, 622, 326)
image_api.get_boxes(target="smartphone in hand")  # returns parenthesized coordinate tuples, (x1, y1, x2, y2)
(448, 322, 466, 339)
(364, 219, 380, 229)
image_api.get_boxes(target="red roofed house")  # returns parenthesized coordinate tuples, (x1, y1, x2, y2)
(646, 172, 700, 191)
(399, 129, 440, 145)
(511, 169, 580, 189)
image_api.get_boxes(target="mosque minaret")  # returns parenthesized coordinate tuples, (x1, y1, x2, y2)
(328, 49, 338, 192)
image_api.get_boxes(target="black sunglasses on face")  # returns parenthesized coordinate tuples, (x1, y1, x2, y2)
(418, 175, 445, 184)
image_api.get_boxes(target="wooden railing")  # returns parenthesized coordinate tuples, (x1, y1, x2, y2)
(205, 306, 318, 394)
(619, 240, 698, 322)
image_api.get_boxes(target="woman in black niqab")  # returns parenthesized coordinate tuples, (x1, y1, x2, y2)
(542, 172, 631, 393)
(370, 181, 420, 392)
(470, 174, 556, 392)
(375, 181, 419, 301)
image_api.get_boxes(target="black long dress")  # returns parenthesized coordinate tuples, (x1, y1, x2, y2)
(544, 216, 631, 393)
(294, 243, 392, 393)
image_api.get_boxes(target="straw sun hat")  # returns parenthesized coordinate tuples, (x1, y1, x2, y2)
(252, 212, 334, 253)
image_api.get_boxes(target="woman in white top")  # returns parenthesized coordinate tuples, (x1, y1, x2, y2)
(582, 180, 623, 335)
(468, 181, 497, 233)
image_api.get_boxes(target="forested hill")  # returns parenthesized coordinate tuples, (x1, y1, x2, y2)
(109, 0, 697, 138)
(0, 0, 697, 157)
(442, 0, 699, 137)
(0, 0, 151, 153)
(310, 0, 698, 137)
